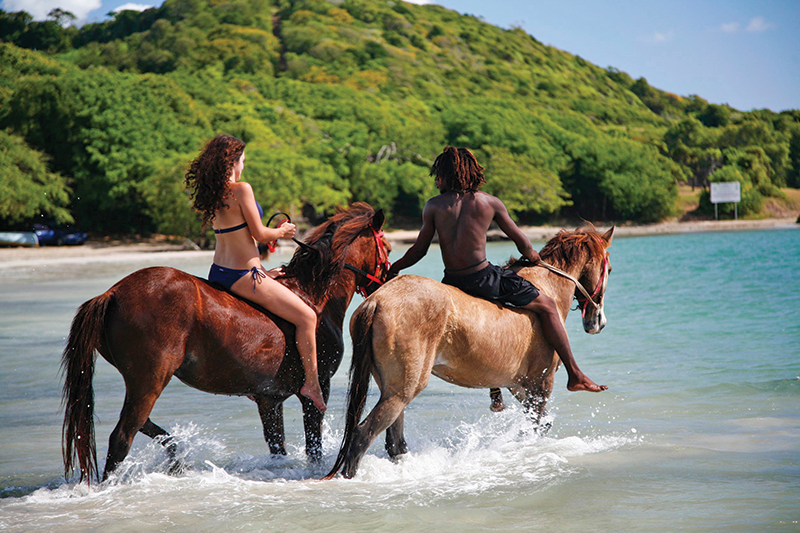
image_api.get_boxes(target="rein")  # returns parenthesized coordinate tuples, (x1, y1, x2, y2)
(270, 212, 390, 298)
(265, 212, 291, 253)
(537, 255, 608, 317)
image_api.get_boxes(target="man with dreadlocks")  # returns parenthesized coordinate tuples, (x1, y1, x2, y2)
(388, 146, 606, 411)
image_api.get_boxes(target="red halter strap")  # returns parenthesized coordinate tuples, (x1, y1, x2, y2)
(353, 225, 391, 298)
(577, 255, 609, 318)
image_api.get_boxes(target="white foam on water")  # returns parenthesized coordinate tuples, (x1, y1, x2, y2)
(338, 407, 636, 505)
(0, 406, 641, 532)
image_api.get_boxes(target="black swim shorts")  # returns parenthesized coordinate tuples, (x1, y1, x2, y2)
(442, 263, 539, 308)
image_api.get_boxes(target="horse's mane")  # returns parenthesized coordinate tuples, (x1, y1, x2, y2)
(282, 202, 376, 303)
(510, 225, 606, 270)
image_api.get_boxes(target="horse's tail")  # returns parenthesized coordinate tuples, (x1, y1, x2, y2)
(61, 292, 112, 484)
(323, 299, 378, 480)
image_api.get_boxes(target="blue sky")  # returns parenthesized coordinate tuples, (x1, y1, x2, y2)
(4, 0, 799, 112)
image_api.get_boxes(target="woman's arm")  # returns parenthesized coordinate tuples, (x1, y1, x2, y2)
(232, 182, 295, 243)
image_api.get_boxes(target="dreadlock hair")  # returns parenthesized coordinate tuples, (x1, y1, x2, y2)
(185, 134, 246, 229)
(431, 146, 486, 193)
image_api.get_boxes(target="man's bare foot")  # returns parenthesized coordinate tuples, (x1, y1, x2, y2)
(489, 388, 505, 412)
(567, 373, 608, 392)
(301, 382, 327, 412)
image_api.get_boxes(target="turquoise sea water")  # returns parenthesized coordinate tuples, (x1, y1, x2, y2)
(0, 227, 798, 532)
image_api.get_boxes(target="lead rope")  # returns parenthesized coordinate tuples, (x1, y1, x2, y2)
(535, 261, 600, 309)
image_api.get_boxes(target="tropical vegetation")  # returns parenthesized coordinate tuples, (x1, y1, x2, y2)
(1, 0, 798, 238)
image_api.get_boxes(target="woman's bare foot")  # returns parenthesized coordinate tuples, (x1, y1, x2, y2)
(300, 382, 327, 412)
(489, 388, 505, 412)
(567, 372, 608, 392)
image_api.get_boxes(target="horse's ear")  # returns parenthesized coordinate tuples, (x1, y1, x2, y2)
(601, 225, 615, 246)
(372, 209, 386, 230)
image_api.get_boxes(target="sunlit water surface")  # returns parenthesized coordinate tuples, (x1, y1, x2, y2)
(1, 228, 798, 532)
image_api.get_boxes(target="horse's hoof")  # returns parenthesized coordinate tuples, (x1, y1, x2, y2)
(490, 401, 506, 413)
(388, 449, 407, 463)
(306, 450, 323, 464)
(166, 459, 190, 476)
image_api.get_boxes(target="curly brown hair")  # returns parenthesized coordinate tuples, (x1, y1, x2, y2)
(431, 146, 486, 193)
(185, 134, 246, 228)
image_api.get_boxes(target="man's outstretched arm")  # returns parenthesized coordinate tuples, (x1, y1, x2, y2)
(387, 201, 436, 277)
(492, 197, 541, 264)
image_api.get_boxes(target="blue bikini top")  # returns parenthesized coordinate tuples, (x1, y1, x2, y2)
(214, 201, 264, 235)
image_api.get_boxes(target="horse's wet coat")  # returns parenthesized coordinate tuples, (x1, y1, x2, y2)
(326, 226, 614, 479)
(61, 203, 390, 483)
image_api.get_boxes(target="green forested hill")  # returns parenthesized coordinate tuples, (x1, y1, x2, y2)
(1, 0, 799, 236)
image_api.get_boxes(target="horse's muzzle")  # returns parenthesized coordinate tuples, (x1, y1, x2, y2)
(582, 306, 607, 334)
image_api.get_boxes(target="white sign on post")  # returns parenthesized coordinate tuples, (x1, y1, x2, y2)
(710, 182, 741, 203)
(710, 182, 741, 220)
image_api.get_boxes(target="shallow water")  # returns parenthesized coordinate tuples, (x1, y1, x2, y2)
(1, 228, 799, 532)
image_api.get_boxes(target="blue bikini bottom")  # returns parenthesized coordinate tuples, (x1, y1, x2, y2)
(208, 263, 266, 292)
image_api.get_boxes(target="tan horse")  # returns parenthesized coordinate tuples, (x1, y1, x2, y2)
(325, 226, 613, 479)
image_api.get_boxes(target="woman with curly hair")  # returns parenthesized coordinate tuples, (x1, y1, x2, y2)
(185, 134, 327, 412)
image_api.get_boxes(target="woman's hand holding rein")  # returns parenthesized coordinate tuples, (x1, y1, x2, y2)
(279, 222, 296, 240)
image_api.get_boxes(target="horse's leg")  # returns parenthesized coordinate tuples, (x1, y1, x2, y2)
(510, 385, 550, 433)
(342, 394, 407, 478)
(300, 378, 330, 463)
(489, 388, 506, 412)
(139, 418, 184, 475)
(253, 396, 287, 456)
(384, 408, 408, 461)
(103, 391, 161, 481)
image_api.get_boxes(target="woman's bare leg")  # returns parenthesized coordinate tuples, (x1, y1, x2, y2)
(231, 271, 327, 411)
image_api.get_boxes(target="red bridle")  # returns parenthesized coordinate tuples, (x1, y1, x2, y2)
(350, 225, 391, 298)
(266, 212, 390, 298)
(576, 255, 609, 318)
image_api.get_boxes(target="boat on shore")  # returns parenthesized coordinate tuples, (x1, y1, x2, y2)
(0, 231, 38, 247)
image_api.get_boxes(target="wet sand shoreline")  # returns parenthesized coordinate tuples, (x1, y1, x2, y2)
(1, 217, 796, 268)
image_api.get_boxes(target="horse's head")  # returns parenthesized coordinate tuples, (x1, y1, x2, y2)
(283, 203, 391, 303)
(575, 226, 613, 334)
(344, 208, 392, 297)
(539, 225, 614, 334)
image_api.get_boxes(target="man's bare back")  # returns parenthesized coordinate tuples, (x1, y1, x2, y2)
(390, 190, 540, 278)
(389, 146, 607, 394)
(431, 191, 499, 272)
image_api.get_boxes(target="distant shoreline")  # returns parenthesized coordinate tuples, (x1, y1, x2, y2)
(0, 217, 796, 269)
(385, 216, 800, 244)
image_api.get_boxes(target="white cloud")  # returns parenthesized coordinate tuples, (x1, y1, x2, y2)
(1, 0, 101, 21)
(637, 30, 674, 44)
(652, 30, 674, 43)
(113, 3, 154, 12)
(720, 22, 740, 33)
(404, 0, 433, 4)
(746, 16, 775, 32)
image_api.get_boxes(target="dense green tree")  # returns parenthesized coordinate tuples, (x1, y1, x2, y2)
(0, 130, 72, 225)
(788, 127, 800, 188)
(696, 103, 731, 128)
(2, 68, 211, 231)
(0, 0, 796, 237)
(562, 137, 679, 222)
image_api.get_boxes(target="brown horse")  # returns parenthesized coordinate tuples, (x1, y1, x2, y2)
(325, 226, 613, 479)
(61, 203, 390, 483)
